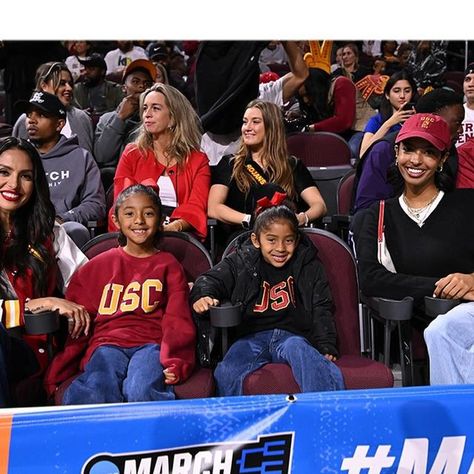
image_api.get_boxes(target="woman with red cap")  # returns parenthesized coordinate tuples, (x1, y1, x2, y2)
(355, 113, 474, 386)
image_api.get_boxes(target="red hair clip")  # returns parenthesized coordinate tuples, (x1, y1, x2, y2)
(255, 191, 287, 211)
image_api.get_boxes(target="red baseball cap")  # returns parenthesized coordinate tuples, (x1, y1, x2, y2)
(259, 71, 280, 84)
(395, 113, 451, 151)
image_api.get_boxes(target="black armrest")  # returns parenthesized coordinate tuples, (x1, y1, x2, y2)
(24, 310, 60, 335)
(210, 302, 242, 328)
(362, 295, 414, 321)
(424, 296, 461, 318)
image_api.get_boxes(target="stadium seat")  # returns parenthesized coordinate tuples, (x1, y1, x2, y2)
(362, 294, 461, 387)
(286, 131, 353, 217)
(323, 168, 356, 241)
(286, 131, 352, 167)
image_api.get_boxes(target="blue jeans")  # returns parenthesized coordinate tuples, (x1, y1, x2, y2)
(215, 329, 345, 396)
(63, 344, 175, 404)
(424, 302, 474, 385)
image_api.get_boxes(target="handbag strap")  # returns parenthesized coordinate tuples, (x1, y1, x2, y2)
(377, 200, 385, 243)
(245, 163, 268, 186)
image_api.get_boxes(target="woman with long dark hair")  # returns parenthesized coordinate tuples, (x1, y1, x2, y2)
(359, 70, 417, 157)
(355, 114, 474, 386)
(0, 137, 89, 406)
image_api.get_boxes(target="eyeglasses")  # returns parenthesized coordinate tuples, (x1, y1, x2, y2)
(41, 62, 63, 81)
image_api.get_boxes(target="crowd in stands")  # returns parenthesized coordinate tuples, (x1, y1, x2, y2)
(0, 39, 473, 407)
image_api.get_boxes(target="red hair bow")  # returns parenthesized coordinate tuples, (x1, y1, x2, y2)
(123, 177, 159, 194)
(256, 191, 287, 210)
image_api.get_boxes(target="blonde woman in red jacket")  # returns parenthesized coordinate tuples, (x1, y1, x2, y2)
(109, 83, 210, 239)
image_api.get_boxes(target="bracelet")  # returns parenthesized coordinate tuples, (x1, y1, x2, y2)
(298, 212, 309, 226)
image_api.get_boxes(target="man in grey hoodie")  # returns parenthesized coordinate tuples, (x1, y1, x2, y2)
(17, 91, 106, 247)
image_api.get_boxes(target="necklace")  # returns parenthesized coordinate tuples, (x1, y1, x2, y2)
(402, 191, 440, 225)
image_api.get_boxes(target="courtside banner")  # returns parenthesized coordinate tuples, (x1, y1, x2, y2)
(3, 385, 474, 473)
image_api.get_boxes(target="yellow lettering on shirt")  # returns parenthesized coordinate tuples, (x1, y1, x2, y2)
(120, 281, 141, 312)
(98, 283, 124, 315)
(98, 280, 163, 315)
(142, 279, 163, 313)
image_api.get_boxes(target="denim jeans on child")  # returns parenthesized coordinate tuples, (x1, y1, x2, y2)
(424, 302, 474, 385)
(214, 328, 345, 396)
(63, 343, 175, 404)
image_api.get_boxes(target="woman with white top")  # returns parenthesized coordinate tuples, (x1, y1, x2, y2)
(108, 83, 210, 240)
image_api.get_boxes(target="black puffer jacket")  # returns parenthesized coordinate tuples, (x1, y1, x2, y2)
(190, 232, 338, 356)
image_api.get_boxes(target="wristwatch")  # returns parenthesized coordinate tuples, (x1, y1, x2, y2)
(241, 214, 252, 229)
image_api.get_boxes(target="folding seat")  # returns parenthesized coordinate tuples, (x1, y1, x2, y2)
(286, 131, 354, 217)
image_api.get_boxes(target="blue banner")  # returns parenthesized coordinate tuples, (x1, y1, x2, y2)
(3, 385, 474, 473)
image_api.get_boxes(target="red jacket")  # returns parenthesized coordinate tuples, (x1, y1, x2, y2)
(457, 140, 474, 189)
(108, 144, 211, 239)
(44, 247, 196, 396)
(313, 76, 356, 134)
(4, 240, 58, 372)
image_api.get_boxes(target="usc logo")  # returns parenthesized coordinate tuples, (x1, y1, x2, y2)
(98, 280, 163, 315)
(254, 277, 295, 313)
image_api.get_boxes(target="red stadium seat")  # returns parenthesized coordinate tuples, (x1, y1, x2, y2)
(286, 131, 352, 167)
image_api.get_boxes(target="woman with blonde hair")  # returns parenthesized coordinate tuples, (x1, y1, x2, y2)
(209, 99, 326, 245)
(13, 61, 94, 153)
(108, 83, 210, 239)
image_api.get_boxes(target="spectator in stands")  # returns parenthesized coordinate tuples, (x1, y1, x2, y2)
(192, 189, 344, 396)
(167, 51, 189, 94)
(456, 63, 474, 147)
(379, 41, 401, 75)
(0, 41, 67, 126)
(294, 41, 356, 139)
(46, 184, 196, 404)
(334, 43, 371, 83)
(108, 83, 210, 240)
(330, 46, 344, 73)
(353, 88, 464, 215)
(406, 41, 447, 94)
(362, 41, 381, 61)
(208, 99, 326, 248)
(73, 54, 124, 118)
(396, 42, 414, 69)
(147, 44, 170, 83)
(154, 63, 169, 84)
(104, 41, 148, 83)
(198, 41, 308, 166)
(94, 59, 156, 170)
(359, 70, 417, 157)
(0, 137, 89, 407)
(18, 91, 105, 247)
(354, 114, 474, 386)
(12, 62, 94, 154)
(259, 41, 288, 72)
(65, 41, 92, 82)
